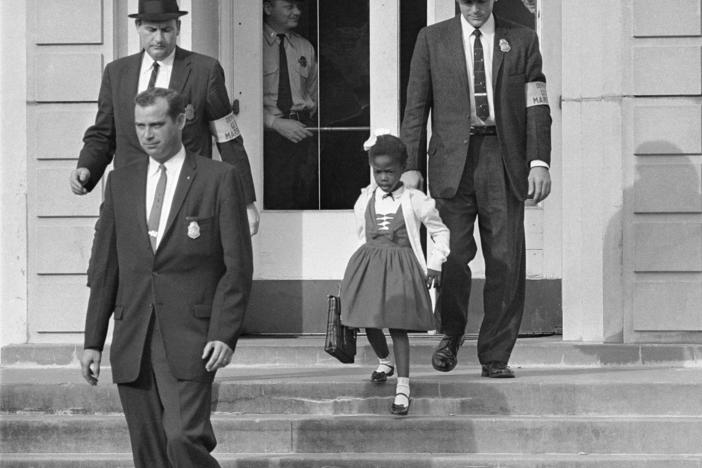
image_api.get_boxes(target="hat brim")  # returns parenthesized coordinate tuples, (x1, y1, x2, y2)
(129, 11, 188, 20)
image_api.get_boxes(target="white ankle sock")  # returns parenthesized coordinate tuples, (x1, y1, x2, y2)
(394, 377, 410, 406)
(375, 357, 393, 374)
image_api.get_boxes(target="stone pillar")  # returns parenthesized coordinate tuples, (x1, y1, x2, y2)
(0, 0, 29, 346)
(560, 0, 626, 342)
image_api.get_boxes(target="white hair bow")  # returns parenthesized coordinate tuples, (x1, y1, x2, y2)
(362, 128, 392, 151)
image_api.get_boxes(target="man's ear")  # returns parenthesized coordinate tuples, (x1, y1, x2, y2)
(176, 19, 181, 35)
(263, 1, 272, 16)
(177, 113, 186, 130)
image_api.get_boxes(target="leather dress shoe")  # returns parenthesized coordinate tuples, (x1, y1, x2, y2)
(431, 335, 464, 372)
(481, 362, 515, 378)
(370, 365, 394, 383)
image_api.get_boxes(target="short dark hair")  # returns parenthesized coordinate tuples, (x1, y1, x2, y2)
(368, 134, 408, 167)
(134, 87, 185, 121)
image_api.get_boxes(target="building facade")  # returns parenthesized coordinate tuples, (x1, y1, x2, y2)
(1, 0, 700, 347)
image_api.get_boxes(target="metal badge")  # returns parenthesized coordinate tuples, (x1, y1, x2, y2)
(185, 104, 195, 121)
(499, 39, 511, 53)
(298, 56, 307, 67)
(187, 220, 200, 239)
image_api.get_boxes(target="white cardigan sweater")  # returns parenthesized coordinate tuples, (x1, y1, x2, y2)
(353, 184, 450, 274)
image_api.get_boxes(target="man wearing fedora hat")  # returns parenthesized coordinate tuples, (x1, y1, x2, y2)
(69, 0, 260, 235)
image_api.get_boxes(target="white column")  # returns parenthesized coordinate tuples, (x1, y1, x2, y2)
(370, 0, 401, 132)
(0, 0, 29, 346)
(560, 0, 626, 342)
(427, 0, 456, 25)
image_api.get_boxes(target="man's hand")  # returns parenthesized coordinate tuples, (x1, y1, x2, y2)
(426, 268, 441, 289)
(271, 118, 313, 143)
(401, 170, 424, 190)
(69, 168, 91, 195)
(527, 166, 551, 204)
(246, 203, 260, 236)
(80, 349, 102, 385)
(202, 340, 233, 372)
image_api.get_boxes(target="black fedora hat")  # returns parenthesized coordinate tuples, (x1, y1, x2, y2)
(129, 0, 188, 21)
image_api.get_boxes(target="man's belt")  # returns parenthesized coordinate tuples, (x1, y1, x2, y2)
(286, 109, 312, 122)
(469, 125, 497, 135)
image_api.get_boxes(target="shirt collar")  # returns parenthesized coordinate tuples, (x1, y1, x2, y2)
(264, 23, 287, 46)
(460, 13, 495, 38)
(141, 48, 176, 73)
(376, 182, 405, 201)
(149, 145, 186, 176)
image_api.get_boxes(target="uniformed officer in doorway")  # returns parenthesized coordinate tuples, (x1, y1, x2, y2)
(263, 0, 319, 209)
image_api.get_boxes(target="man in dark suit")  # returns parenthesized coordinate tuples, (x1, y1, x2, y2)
(69, 0, 260, 235)
(80, 87, 253, 467)
(401, 0, 552, 378)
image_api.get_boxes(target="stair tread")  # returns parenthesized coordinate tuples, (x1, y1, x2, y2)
(5, 413, 702, 421)
(4, 364, 702, 386)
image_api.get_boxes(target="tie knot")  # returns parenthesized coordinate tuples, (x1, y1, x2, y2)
(152, 61, 160, 70)
(158, 164, 166, 173)
(277, 33, 286, 42)
(473, 29, 482, 38)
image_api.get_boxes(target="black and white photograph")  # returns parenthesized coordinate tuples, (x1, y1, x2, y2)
(1, 0, 701, 467)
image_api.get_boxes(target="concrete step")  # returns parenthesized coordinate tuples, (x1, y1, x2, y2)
(3, 453, 702, 468)
(3, 413, 702, 455)
(4, 336, 702, 368)
(3, 367, 702, 417)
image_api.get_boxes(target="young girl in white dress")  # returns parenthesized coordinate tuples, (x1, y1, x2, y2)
(341, 131, 450, 415)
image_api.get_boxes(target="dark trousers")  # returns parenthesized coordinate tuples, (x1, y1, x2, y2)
(263, 129, 318, 209)
(117, 316, 219, 468)
(435, 135, 526, 365)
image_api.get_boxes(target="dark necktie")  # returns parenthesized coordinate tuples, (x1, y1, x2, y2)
(147, 61, 160, 90)
(472, 29, 490, 122)
(276, 33, 293, 115)
(147, 164, 167, 252)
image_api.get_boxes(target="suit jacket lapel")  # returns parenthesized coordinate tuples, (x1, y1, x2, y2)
(128, 161, 151, 254)
(169, 47, 192, 94)
(446, 16, 471, 110)
(492, 17, 508, 89)
(160, 152, 197, 246)
(121, 52, 143, 146)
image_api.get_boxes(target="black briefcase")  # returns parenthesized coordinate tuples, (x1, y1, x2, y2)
(324, 295, 357, 364)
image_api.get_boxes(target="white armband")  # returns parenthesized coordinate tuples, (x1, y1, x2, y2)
(525, 81, 549, 107)
(209, 112, 241, 143)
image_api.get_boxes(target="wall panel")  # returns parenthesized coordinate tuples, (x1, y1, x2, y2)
(633, 47, 701, 96)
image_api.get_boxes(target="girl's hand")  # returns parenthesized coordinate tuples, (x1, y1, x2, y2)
(426, 269, 441, 289)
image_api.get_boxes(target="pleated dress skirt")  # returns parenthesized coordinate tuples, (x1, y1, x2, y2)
(340, 204, 434, 331)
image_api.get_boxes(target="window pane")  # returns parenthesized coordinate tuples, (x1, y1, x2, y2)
(318, 0, 370, 209)
(262, 0, 369, 210)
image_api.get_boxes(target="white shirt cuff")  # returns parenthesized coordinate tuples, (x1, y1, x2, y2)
(530, 160, 549, 169)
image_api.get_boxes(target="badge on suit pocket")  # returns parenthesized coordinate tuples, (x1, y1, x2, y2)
(187, 220, 200, 239)
(185, 104, 195, 121)
(499, 39, 511, 53)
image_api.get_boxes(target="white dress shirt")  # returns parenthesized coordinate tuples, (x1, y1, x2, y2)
(138, 49, 176, 92)
(146, 146, 186, 249)
(461, 14, 548, 169)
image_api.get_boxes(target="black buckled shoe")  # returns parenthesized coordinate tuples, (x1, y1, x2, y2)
(481, 362, 515, 378)
(431, 335, 464, 372)
(370, 365, 394, 383)
(390, 393, 411, 416)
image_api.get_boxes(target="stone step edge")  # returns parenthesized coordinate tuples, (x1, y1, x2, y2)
(4, 338, 702, 368)
(5, 413, 702, 422)
(3, 452, 702, 461)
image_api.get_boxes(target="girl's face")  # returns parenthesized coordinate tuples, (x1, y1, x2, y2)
(371, 154, 405, 193)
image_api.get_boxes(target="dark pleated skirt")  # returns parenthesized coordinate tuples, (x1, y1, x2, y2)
(340, 237, 434, 331)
